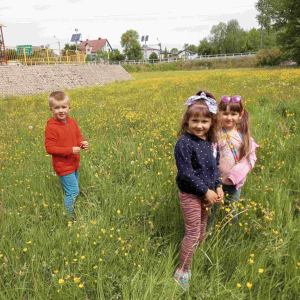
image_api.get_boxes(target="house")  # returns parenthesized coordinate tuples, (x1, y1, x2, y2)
(79, 38, 113, 60)
(177, 50, 198, 59)
(141, 46, 160, 60)
(160, 50, 173, 59)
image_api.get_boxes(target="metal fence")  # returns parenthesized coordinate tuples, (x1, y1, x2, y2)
(85, 52, 257, 66)
(1, 47, 257, 67)
(3, 46, 85, 66)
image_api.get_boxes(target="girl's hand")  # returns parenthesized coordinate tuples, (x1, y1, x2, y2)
(80, 141, 89, 150)
(73, 147, 81, 154)
(215, 187, 224, 204)
(205, 189, 217, 206)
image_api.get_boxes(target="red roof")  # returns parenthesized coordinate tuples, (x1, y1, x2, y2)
(79, 39, 108, 53)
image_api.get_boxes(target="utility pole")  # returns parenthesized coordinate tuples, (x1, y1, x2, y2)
(75, 28, 78, 52)
(54, 36, 60, 53)
(157, 38, 162, 61)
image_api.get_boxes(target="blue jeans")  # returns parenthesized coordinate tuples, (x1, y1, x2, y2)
(209, 184, 241, 229)
(59, 170, 79, 215)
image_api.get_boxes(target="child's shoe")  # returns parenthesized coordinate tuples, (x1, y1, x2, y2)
(173, 268, 190, 291)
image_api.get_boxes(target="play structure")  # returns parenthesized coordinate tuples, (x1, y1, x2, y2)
(0, 24, 7, 65)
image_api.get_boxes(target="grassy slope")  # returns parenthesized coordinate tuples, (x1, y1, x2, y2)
(0, 68, 299, 299)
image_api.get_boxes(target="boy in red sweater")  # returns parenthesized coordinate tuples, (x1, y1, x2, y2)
(45, 91, 89, 216)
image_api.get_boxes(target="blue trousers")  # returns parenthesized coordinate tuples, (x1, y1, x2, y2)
(209, 184, 241, 229)
(59, 170, 79, 215)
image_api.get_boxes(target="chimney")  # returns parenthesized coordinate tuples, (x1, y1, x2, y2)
(98, 37, 101, 40)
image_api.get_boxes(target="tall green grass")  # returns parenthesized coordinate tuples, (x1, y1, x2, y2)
(0, 68, 299, 299)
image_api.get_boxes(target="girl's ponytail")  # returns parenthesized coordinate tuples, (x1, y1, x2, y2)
(239, 109, 251, 159)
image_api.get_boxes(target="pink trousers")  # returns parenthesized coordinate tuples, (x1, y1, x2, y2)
(179, 190, 210, 271)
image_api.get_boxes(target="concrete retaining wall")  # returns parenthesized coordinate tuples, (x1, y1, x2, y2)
(0, 65, 133, 97)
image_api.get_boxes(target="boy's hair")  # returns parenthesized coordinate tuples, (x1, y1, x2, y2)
(218, 99, 251, 159)
(48, 91, 69, 106)
(178, 90, 217, 142)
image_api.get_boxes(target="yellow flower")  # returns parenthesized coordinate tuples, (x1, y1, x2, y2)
(78, 284, 84, 289)
(237, 283, 241, 288)
(93, 265, 98, 269)
(250, 254, 254, 257)
(247, 282, 252, 289)
(74, 277, 80, 283)
(258, 269, 264, 273)
(23, 248, 28, 252)
(117, 210, 121, 214)
(80, 256, 85, 260)
(249, 259, 254, 264)
(54, 270, 59, 274)
(58, 279, 64, 284)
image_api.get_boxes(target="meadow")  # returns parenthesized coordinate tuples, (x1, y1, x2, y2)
(0, 68, 299, 300)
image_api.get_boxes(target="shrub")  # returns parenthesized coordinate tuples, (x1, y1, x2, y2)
(255, 47, 283, 66)
(149, 52, 158, 60)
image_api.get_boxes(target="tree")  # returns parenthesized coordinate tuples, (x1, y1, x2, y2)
(255, 0, 300, 63)
(85, 54, 92, 62)
(223, 20, 247, 53)
(120, 30, 143, 60)
(171, 48, 178, 55)
(186, 45, 197, 53)
(164, 47, 168, 58)
(241, 28, 261, 52)
(109, 49, 125, 62)
(95, 50, 109, 62)
(255, 0, 272, 49)
(210, 22, 227, 53)
(197, 38, 212, 55)
(149, 52, 158, 60)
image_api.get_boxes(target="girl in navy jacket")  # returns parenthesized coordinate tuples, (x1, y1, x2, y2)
(173, 90, 223, 291)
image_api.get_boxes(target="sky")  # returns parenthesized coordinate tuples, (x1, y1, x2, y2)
(0, 0, 260, 52)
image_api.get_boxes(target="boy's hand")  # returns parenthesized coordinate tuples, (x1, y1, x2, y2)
(73, 147, 81, 154)
(205, 189, 217, 206)
(80, 141, 89, 150)
(215, 187, 224, 204)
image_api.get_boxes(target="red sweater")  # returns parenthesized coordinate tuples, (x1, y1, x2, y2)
(45, 117, 85, 176)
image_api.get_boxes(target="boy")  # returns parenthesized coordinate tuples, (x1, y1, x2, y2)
(45, 91, 89, 216)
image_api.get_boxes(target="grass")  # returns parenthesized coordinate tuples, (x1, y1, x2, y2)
(0, 68, 299, 299)
(122, 57, 256, 73)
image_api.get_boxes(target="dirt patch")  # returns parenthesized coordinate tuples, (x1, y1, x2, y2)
(0, 65, 133, 97)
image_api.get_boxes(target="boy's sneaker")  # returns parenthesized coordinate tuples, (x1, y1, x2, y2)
(173, 268, 190, 291)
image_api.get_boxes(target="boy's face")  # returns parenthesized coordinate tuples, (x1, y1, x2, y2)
(50, 98, 70, 122)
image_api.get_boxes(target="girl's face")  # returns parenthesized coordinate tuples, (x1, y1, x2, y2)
(188, 114, 212, 139)
(219, 106, 242, 131)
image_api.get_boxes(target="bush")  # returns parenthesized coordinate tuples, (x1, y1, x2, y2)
(149, 52, 158, 60)
(255, 47, 283, 66)
(197, 61, 212, 67)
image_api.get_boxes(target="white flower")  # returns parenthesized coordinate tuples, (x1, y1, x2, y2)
(28, 126, 33, 129)
(131, 161, 135, 164)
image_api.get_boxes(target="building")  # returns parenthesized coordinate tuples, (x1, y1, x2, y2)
(177, 50, 198, 59)
(79, 38, 113, 60)
(142, 46, 160, 60)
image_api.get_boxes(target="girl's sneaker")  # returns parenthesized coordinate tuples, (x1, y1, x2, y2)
(173, 268, 190, 291)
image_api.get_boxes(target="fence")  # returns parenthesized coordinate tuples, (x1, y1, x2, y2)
(3, 46, 86, 66)
(1, 47, 257, 67)
(85, 52, 257, 66)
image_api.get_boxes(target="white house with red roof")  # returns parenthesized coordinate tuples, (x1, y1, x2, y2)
(79, 38, 113, 60)
(142, 46, 161, 60)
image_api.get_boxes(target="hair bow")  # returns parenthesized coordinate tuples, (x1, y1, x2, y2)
(184, 92, 217, 114)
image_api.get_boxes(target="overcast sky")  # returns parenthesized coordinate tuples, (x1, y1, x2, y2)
(0, 0, 259, 52)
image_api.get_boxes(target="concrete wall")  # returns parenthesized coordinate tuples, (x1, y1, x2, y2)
(0, 65, 133, 97)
